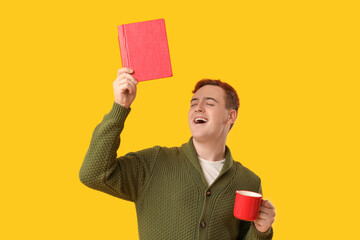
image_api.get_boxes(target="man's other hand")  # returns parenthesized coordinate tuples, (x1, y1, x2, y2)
(253, 200, 275, 232)
(113, 68, 138, 108)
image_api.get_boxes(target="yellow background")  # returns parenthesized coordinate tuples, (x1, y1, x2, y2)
(1, 0, 359, 239)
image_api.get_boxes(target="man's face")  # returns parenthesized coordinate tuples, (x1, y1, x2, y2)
(188, 85, 235, 142)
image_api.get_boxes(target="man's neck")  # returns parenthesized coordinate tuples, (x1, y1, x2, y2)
(192, 137, 226, 162)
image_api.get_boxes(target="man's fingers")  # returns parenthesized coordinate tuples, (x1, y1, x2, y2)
(262, 200, 275, 209)
(117, 67, 134, 76)
(116, 73, 138, 85)
(259, 206, 276, 216)
(259, 207, 270, 215)
(257, 211, 270, 220)
(119, 81, 136, 94)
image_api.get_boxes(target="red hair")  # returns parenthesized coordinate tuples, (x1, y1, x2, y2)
(192, 79, 240, 112)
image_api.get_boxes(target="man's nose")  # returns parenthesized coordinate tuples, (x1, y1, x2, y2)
(195, 103, 204, 112)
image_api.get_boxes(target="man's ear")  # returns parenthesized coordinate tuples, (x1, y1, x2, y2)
(227, 110, 237, 124)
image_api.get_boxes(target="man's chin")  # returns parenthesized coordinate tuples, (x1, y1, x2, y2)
(191, 133, 210, 143)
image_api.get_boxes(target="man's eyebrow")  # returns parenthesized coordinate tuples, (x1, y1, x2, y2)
(190, 98, 199, 103)
(190, 97, 218, 103)
(205, 97, 218, 103)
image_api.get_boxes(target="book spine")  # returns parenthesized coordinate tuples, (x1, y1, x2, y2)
(118, 25, 130, 68)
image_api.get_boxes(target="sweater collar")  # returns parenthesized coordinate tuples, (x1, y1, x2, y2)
(180, 137, 234, 187)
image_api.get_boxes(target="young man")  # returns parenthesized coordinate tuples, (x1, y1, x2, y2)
(79, 68, 275, 239)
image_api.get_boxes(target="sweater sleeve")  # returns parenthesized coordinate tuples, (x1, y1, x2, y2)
(79, 102, 161, 202)
(241, 181, 274, 240)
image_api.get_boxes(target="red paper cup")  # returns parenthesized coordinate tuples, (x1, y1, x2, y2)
(233, 190, 262, 221)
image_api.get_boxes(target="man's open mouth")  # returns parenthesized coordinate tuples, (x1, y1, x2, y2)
(194, 117, 208, 124)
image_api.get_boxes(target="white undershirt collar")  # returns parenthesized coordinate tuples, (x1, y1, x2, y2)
(198, 157, 225, 186)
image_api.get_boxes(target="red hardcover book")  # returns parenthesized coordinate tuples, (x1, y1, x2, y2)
(117, 18, 173, 82)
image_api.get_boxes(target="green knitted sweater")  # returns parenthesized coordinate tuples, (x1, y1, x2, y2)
(79, 102, 273, 240)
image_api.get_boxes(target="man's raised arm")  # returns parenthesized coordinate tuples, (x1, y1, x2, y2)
(79, 68, 160, 202)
